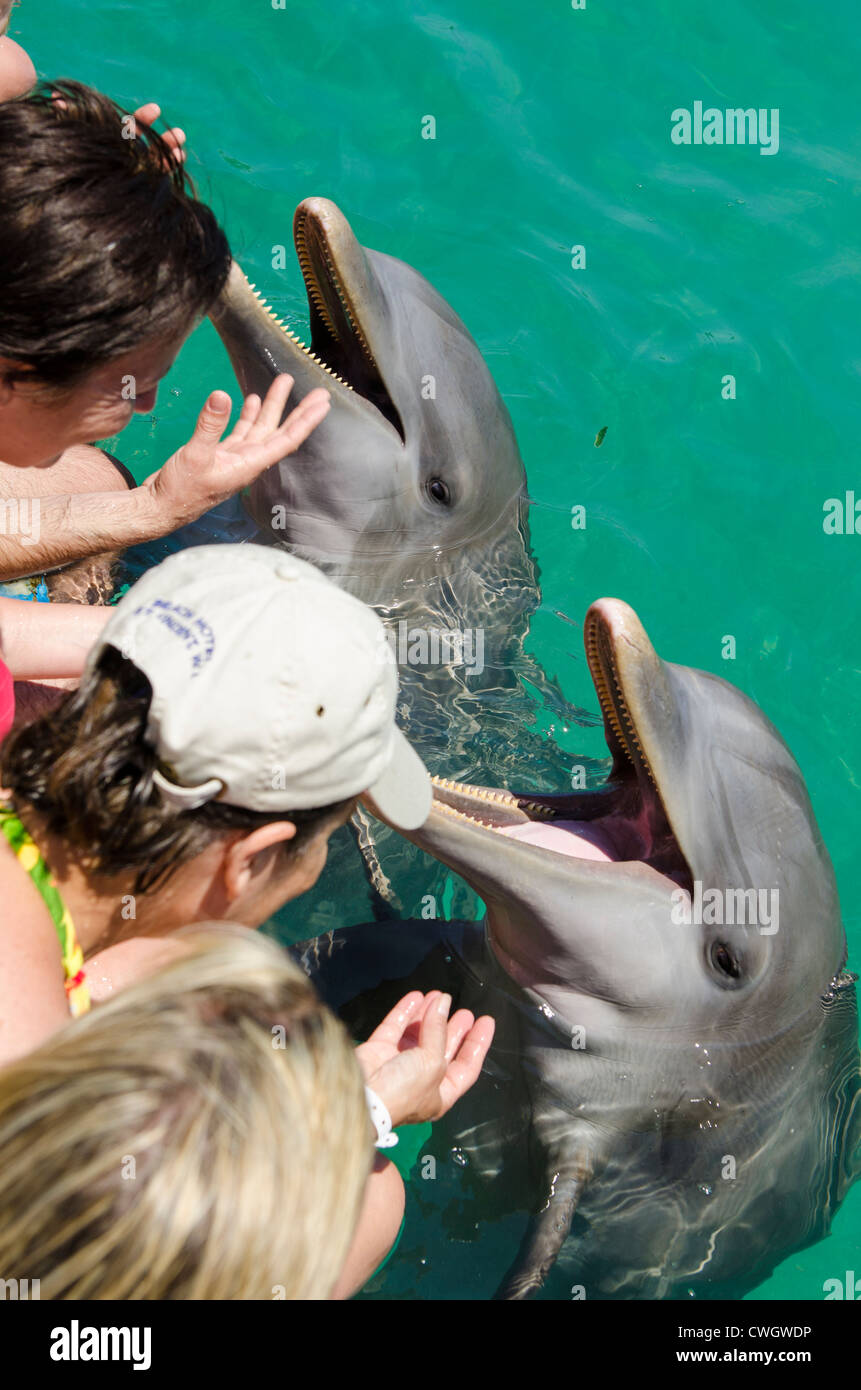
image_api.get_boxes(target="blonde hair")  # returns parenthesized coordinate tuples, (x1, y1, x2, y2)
(0, 928, 372, 1299)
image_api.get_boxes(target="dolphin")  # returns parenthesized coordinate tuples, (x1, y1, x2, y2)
(207, 200, 563, 721)
(210, 197, 527, 596)
(209, 199, 586, 919)
(297, 597, 860, 1299)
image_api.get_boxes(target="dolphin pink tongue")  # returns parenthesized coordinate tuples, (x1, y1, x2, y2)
(496, 819, 615, 862)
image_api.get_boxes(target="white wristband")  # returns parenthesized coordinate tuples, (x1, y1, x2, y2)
(365, 1086, 398, 1149)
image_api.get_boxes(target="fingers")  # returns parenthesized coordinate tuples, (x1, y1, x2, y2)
(365, 991, 424, 1050)
(418, 990, 451, 1062)
(232, 374, 295, 447)
(159, 127, 187, 163)
(132, 105, 186, 163)
(275, 387, 331, 449)
(226, 393, 262, 445)
(441, 1016, 495, 1110)
(243, 388, 331, 473)
(445, 1008, 476, 1063)
(401, 997, 478, 1063)
(192, 390, 232, 446)
(252, 373, 295, 435)
(133, 102, 161, 127)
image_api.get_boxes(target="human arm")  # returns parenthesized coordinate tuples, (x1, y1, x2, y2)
(332, 992, 493, 1297)
(0, 597, 111, 679)
(331, 1154, 405, 1299)
(0, 838, 71, 1065)
(0, 376, 329, 581)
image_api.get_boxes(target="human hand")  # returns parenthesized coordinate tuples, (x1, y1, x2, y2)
(356, 990, 495, 1129)
(145, 374, 330, 527)
(132, 102, 186, 164)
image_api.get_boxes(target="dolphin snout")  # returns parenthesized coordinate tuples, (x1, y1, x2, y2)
(585, 597, 653, 657)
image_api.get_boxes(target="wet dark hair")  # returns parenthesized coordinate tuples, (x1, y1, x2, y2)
(0, 80, 231, 389)
(0, 647, 354, 895)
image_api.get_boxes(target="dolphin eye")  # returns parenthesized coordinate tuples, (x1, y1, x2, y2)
(710, 941, 741, 980)
(427, 477, 451, 505)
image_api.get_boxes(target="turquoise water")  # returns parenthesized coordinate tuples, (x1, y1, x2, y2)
(21, 0, 861, 1298)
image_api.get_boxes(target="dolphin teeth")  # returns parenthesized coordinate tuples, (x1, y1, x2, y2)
(431, 774, 523, 812)
(586, 622, 659, 789)
(434, 798, 515, 835)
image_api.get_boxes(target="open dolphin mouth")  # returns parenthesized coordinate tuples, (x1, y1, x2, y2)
(294, 204, 404, 439)
(429, 599, 693, 895)
(239, 199, 405, 441)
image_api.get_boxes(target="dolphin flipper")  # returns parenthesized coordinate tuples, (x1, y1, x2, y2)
(493, 1171, 587, 1300)
(493, 1117, 605, 1300)
(350, 806, 403, 914)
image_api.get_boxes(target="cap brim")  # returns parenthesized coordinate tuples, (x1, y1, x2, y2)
(364, 727, 432, 831)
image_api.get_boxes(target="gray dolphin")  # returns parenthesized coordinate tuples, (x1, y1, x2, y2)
(299, 597, 860, 1299)
(211, 199, 585, 917)
(210, 197, 527, 597)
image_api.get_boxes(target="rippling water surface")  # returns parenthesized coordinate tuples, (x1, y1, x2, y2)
(24, 0, 861, 1298)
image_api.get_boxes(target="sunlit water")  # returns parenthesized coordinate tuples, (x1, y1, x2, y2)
(23, 0, 861, 1298)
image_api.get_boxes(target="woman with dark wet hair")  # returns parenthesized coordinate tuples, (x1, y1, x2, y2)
(0, 81, 329, 598)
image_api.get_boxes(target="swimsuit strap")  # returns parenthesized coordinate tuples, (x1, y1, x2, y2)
(0, 805, 90, 1017)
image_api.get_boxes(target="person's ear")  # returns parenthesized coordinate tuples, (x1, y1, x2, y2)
(0, 363, 17, 405)
(0, 360, 35, 404)
(222, 821, 297, 903)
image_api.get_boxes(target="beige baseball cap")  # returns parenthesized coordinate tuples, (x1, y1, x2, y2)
(88, 544, 432, 829)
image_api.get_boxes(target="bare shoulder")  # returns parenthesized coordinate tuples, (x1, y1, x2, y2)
(0, 446, 134, 500)
(86, 936, 193, 1003)
(0, 38, 36, 102)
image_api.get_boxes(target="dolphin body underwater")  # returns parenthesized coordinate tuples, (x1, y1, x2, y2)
(297, 598, 861, 1299)
(210, 198, 585, 916)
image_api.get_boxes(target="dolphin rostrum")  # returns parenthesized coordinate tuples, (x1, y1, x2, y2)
(298, 598, 860, 1299)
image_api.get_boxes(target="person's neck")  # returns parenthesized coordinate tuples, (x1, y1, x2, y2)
(0, 440, 60, 474)
(29, 817, 224, 957)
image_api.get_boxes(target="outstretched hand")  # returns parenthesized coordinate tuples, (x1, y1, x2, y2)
(356, 990, 495, 1129)
(146, 374, 330, 526)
